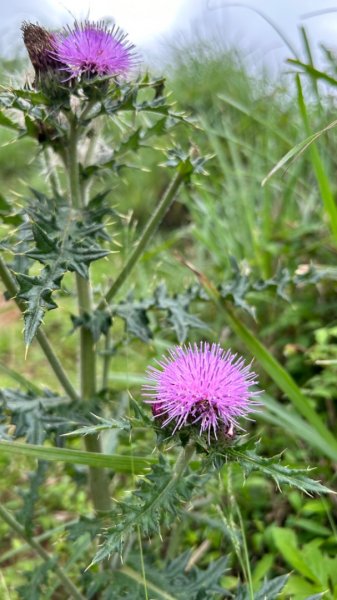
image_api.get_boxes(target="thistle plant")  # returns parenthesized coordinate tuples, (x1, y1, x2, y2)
(0, 20, 332, 599)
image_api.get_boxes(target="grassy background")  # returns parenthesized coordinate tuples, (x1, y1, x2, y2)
(1, 30, 337, 599)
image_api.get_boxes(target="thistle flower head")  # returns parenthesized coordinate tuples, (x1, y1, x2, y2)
(143, 342, 260, 443)
(49, 21, 137, 80)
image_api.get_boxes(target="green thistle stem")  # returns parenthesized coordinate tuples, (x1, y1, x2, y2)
(172, 440, 195, 480)
(67, 114, 111, 514)
(0, 255, 79, 403)
(0, 504, 85, 600)
(97, 170, 185, 309)
(43, 147, 61, 197)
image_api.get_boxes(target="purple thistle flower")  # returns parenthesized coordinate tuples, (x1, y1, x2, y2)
(49, 21, 137, 80)
(142, 342, 260, 443)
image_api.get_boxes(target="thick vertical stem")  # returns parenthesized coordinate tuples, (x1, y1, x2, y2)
(67, 115, 111, 514)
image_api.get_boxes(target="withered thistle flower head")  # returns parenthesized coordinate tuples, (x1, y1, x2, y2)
(49, 21, 137, 80)
(143, 342, 260, 444)
(21, 22, 60, 79)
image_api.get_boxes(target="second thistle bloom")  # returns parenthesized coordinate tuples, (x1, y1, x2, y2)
(50, 21, 137, 80)
(143, 342, 260, 443)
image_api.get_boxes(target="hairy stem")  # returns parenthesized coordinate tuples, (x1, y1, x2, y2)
(0, 504, 85, 600)
(0, 255, 79, 403)
(67, 116, 81, 210)
(102, 328, 112, 390)
(97, 170, 185, 309)
(172, 440, 195, 480)
(43, 147, 61, 197)
(67, 114, 111, 514)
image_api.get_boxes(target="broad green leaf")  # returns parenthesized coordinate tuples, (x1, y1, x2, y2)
(0, 110, 21, 131)
(272, 528, 319, 582)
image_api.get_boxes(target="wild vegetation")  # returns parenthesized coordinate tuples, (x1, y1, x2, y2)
(0, 20, 337, 600)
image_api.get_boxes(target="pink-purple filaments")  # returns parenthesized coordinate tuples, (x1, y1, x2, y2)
(142, 342, 261, 443)
(49, 21, 137, 80)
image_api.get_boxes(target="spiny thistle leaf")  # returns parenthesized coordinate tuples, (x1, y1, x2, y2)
(112, 295, 153, 342)
(13, 190, 111, 344)
(105, 553, 229, 600)
(107, 285, 206, 344)
(16, 265, 65, 347)
(90, 455, 199, 565)
(66, 516, 103, 541)
(17, 460, 48, 535)
(253, 574, 290, 600)
(63, 413, 130, 438)
(235, 574, 290, 600)
(223, 443, 333, 495)
(0, 387, 70, 443)
(70, 311, 112, 343)
(218, 257, 337, 319)
(16, 559, 55, 600)
(153, 283, 207, 343)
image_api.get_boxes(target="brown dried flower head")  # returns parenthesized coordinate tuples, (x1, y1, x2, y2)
(21, 22, 59, 82)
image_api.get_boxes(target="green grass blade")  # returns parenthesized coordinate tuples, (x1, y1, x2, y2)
(296, 74, 337, 245)
(0, 362, 42, 394)
(0, 440, 154, 472)
(260, 394, 336, 460)
(288, 58, 337, 88)
(262, 117, 337, 187)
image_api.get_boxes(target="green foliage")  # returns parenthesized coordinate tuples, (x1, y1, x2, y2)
(10, 190, 112, 346)
(236, 574, 289, 600)
(16, 559, 55, 600)
(0, 387, 68, 443)
(84, 553, 228, 599)
(1, 21, 337, 600)
(272, 527, 337, 597)
(91, 454, 199, 563)
(224, 443, 332, 495)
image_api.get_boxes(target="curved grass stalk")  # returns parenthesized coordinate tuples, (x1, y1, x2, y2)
(97, 170, 185, 309)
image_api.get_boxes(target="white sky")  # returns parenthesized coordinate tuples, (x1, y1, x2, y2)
(55, 0, 185, 44)
(3, 0, 337, 70)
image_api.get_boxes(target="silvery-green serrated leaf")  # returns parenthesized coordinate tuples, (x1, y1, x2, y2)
(226, 447, 333, 495)
(70, 310, 112, 342)
(16, 265, 65, 346)
(254, 574, 290, 599)
(16, 559, 55, 600)
(113, 299, 153, 342)
(119, 553, 229, 600)
(63, 413, 130, 438)
(154, 283, 206, 343)
(90, 455, 199, 565)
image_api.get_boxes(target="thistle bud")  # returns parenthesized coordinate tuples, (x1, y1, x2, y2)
(21, 22, 60, 87)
